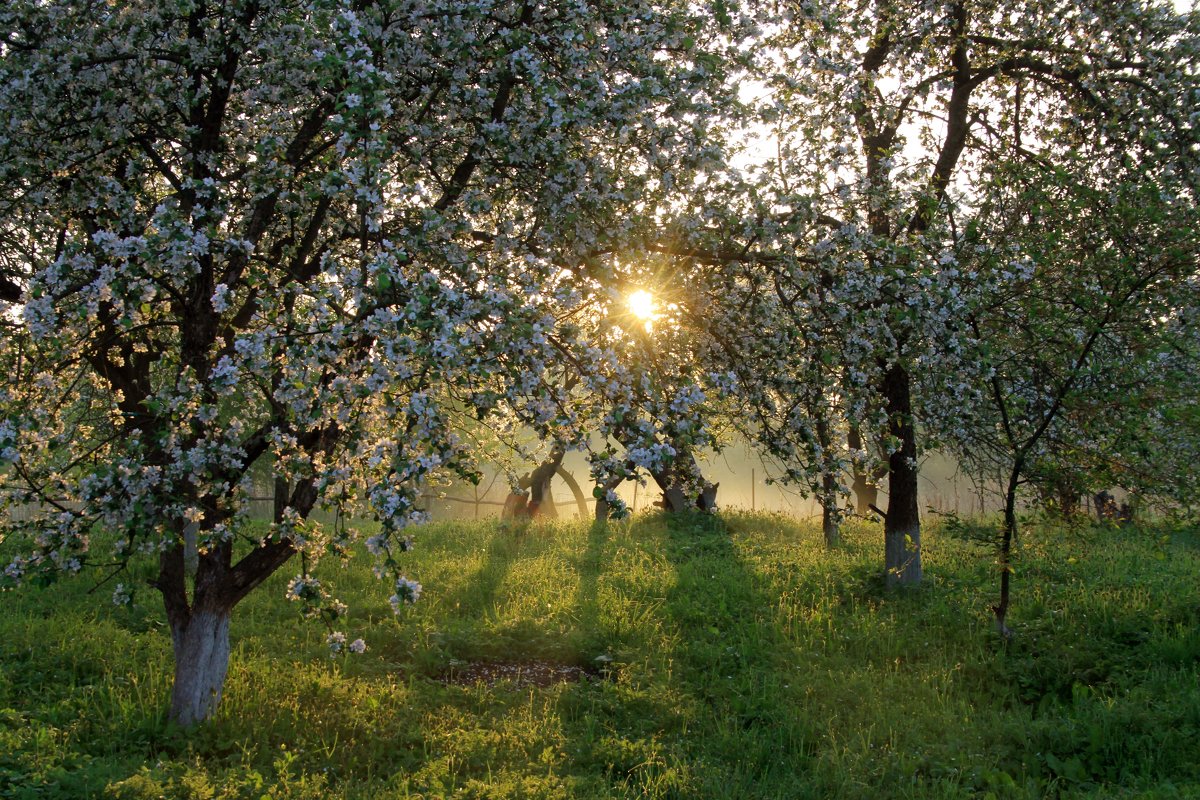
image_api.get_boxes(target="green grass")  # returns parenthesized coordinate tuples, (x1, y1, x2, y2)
(2, 513, 1199, 799)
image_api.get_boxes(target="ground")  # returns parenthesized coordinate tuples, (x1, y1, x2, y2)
(1, 512, 1198, 799)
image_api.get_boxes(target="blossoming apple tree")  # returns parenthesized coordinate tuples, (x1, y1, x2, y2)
(735, 0, 1200, 584)
(0, 0, 741, 725)
(943, 161, 1200, 634)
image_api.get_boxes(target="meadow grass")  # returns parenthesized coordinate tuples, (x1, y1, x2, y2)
(1, 512, 1198, 799)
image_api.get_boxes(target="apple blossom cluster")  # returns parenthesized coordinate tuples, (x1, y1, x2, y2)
(388, 577, 423, 613)
(326, 632, 368, 656)
(113, 583, 133, 607)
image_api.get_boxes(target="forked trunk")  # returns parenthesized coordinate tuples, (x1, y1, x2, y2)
(169, 607, 233, 727)
(647, 447, 717, 513)
(882, 363, 922, 586)
(524, 446, 566, 519)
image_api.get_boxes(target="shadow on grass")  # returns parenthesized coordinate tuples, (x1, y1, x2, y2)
(657, 512, 817, 797)
(560, 512, 819, 799)
(433, 524, 527, 661)
(572, 520, 611, 656)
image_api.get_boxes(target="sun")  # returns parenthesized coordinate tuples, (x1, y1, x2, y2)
(627, 289, 656, 322)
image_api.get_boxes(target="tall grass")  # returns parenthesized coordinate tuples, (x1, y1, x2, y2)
(1, 513, 1197, 798)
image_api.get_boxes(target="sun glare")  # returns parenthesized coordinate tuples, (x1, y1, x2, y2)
(627, 289, 656, 321)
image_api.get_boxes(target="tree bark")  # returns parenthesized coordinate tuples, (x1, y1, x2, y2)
(993, 466, 1021, 638)
(594, 473, 626, 520)
(182, 521, 199, 577)
(882, 363, 922, 586)
(524, 447, 565, 518)
(646, 448, 717, 512)
(156, 517, 298, 726)
(821, 472, 841, 548)
(817, 417, 840, 547)
(847, 425, 888, 516)
(168, 606, 233, 727)
(851, 472, 879, 517)
(821, 504, 839, 547)
(1051, 476, 1081, 518)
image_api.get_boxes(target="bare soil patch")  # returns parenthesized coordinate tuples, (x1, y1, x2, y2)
(435, 659, 608, 689)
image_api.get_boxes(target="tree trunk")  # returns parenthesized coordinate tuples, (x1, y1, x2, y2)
(183, 521, 199, 577)
(524, 447, 565, 518)
(882, 363, 922, 586)
(993, 467, 1021, 639)
(168, 606, 232, 727)
(847, 425, 874, 516)
(816, 417, 840, 547)
(821, 501, 840, 548)
(660, 484, 689, 512)
(594, 474, 626, 520)
(821, 474, 840, 548)
(647, 448, 717, 512)
(157, 521, 298, 727)
(851, 473, 879, 516)
(1055, 479, 1080, 518)
(847, 425, 887, 516)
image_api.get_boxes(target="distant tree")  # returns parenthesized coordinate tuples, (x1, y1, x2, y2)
(725, 0, 1200, 584)
(0, 0, 738, 725)
(949, 171, 1200, 635)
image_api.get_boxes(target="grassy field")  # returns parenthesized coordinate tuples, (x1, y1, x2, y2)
(1, 512, 1198, 799)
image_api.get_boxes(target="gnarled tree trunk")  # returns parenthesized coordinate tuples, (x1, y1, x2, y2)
(847, 425, 888, 516)
(647, 448, 718, 513)
(524, 446, 565, 518)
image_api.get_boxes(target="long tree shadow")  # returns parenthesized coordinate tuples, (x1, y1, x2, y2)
(425, 519, 608, 668)
(571, 520, 611, 655)
(561, 512, 819, 798)
(432, 523, 526, 662)
(657, 512, 818, 796)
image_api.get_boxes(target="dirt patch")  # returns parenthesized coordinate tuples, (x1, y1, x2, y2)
(435, 659, 610, 689)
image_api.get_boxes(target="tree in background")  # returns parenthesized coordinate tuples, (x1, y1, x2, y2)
(733, 0, 1200, 585)
(0, 0, 741, 725)
(947, 169, 1200, 635)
